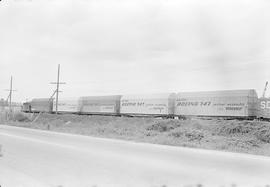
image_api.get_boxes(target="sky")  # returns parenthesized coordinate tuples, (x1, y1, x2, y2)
(0, 0, 270, 102)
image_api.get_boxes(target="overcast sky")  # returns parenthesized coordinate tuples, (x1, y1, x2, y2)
(1, 0, 270, 102)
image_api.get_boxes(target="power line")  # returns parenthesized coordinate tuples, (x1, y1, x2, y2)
(50, 64, 66, 114)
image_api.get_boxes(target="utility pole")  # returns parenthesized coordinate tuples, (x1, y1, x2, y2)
(5, 76, 17, 114)
(262, 81, 268, 98)
(9, 76, 12, 112)
(50, 64, 65, 114)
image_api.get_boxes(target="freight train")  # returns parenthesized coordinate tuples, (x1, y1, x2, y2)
(21, 89, 270, 119)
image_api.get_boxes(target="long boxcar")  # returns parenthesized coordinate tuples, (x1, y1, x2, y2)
(120, 93, 175, 117)
(78, 95, 121, 115)
(31, 98, 53, 113)
(257, 97, 270, 119)
(174, 89, 258, 118)
(53, 98, 80, 113)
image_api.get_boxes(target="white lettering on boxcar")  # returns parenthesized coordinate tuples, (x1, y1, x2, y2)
(261, 101, 270, 109)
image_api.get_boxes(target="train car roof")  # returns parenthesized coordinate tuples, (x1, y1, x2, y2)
(79, 95, 122, 101)
(121, 93, 176, 100)
(31, 98, 52, 102)
(176, 89, 258, 98)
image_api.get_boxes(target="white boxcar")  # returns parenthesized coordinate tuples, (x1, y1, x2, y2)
(53, 98, 80, 113)
(257, 97, 270, 118)
(174, 89, 258, 117)
(78, 95, 121, 115)
(31, 98, 53, 113)
(120, 93, 175, 116)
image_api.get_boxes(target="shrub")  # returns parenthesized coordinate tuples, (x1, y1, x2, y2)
(254, 126, 270, 143)
(170, 129, 204, 141)
(217, 121, 255, 135)
(146, 120, 181, 132)
(12, 112, 31, 122)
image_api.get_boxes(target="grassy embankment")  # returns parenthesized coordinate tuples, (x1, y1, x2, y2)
(2, 111, 270, 156)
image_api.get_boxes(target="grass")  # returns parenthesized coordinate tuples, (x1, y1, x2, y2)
(2, 112, 270, 156)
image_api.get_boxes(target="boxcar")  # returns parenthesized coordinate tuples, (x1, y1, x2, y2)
(78, 95, 121, 115)
(257, 97, 270, 119)
(22, 102, 31, 112)
(174, 89, 258, 118)
(31, 98, 53, 113)
(53, 98, 80, 113)
(120, 93, 175, 117)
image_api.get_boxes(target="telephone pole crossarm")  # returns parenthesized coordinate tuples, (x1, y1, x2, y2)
(50, 82, 66, 84)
